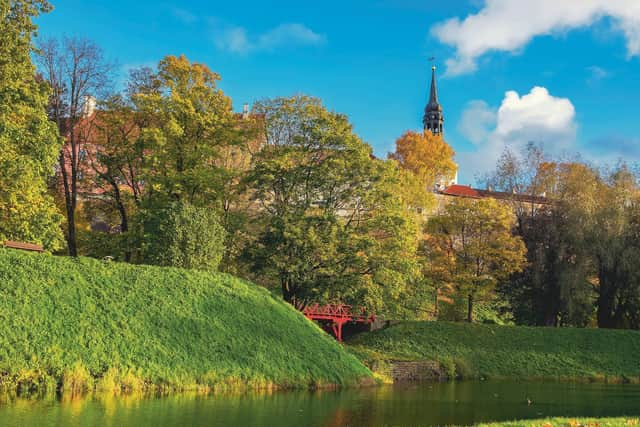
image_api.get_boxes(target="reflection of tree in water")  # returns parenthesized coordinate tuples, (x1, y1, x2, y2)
(1, 382, 640, 426)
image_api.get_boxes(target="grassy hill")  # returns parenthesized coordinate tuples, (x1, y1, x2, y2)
(0, 249, 371, 394)
(348, 321, 640, 382)
(479, 418, 638, 427)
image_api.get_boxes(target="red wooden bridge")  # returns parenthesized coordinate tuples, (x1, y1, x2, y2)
(294, 301, 376, 342)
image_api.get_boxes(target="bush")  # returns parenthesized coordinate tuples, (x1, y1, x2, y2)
(142, 202, 226, 271)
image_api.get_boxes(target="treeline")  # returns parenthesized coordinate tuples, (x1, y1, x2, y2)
(2, 0, 640, 328)
(485, 146, 640, 329)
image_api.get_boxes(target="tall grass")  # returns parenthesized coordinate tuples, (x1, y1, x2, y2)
(0, 249, 371, 394)
(348, 321, 640, 382)
(479, 418, 639, 427)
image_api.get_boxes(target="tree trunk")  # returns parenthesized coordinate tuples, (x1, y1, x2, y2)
(597, 267, 617, 329)
(66, 214, 77, 257)
(281, 278, 295, 303)
(467, 294, 473, 323)
(111, 180, 130, 262)
(59, 153, 78, 257)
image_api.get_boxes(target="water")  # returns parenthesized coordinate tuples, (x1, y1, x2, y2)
(1, 381, 639, 426)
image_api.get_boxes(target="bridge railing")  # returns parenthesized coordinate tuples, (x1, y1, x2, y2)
(293, 299, 376, 341)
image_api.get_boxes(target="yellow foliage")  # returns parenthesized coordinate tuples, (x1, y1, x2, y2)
(390, 130, 457, 188)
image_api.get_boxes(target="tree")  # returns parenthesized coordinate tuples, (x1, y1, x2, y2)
(37, 36, 113, 256)
(589, 165, 640, 328)
(484, 146, 596, 327)
(141, 201, 226, 271)
(245, 96, 421, 317)
(124, 56, 243, 268)
(133, 55, 239, 207)
(0, 0, 63, 250)
(389, 130, 457, 190)
(89, 96, 142, 233)
(425, 198, 526, 323)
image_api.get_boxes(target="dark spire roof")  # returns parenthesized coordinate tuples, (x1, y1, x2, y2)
(427, 66, 441, 112)
(423, 65, 444, 134)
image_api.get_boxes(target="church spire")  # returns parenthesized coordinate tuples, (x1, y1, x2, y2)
(429, 66, 439, 105)
(423, 66, 444, 135)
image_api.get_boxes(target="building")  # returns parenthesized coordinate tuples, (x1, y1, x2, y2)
(434, 183, 553, 217)
(423, 66, 444, 136)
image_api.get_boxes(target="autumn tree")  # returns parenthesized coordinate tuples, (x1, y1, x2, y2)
(425, 197, 527, 323)
(0, 0, 63, 250)
(389, 130, 457, 190)
(485, 146, 598, 326)
(245, 96, 421, 317)
(37, 36, 113, 256)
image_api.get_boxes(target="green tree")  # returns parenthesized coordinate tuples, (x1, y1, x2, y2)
(133, 55, 239, 207)
(0, 0, 63, 250)
(589, 165, 640, 328)
(425, 197, 527, 323)
(245, 96, 421, 317)
(141, 201, 226, 271)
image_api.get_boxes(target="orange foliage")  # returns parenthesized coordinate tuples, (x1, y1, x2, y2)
(389, 130, 457, 188)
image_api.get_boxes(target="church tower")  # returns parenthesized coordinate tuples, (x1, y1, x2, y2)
(423, 66, 444, 135)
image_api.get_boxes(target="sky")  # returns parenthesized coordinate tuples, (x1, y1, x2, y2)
(36, 0, 640, 184)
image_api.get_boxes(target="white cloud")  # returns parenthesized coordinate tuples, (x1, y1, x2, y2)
(458, 100, 496, 145)
(171, 7, 198, 25)
(259, 24, 325, 50)
(216, 27, 252, 54)
(495, 87, 576, 141)
(214, 23, 326, 54)
(457, 86, 577, 181)
(586, 65, 610, 85)
(583, 135, 640, 164)
(431, 0, 640, 75)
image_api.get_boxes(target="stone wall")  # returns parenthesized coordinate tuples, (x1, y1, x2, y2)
(390, 360, 445, 382)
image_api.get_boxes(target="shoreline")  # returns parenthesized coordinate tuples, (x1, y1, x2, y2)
(2, 363, 639, 399)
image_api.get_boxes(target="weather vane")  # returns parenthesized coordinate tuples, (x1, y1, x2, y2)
(428, 56, 436, 70)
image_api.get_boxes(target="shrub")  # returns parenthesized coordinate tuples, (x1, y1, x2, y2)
(142, 202, 226, 271)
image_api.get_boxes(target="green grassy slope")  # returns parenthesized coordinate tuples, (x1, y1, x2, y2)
(0, 249, 371, 393)
(479, 418, 638, 427)
(348, 321, 640, 381)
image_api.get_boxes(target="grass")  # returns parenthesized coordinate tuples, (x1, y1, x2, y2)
(0, 249, 372, 394)
(347, 321, 640, 382)
(478, 417, 640, 427)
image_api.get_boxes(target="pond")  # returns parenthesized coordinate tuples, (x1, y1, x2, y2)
(1, 381, 639, 426)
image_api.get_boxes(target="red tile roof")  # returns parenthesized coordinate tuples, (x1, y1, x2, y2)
(440, 185, 552, 205)
(442, 185, 483, 198)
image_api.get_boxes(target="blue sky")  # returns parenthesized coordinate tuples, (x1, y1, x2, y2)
(37, 0, 640, 184)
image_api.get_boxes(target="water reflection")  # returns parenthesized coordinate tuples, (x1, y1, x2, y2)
(1, 381, 639, 427)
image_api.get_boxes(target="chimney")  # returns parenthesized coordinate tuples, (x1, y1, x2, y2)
(82, 95, 96, 118)
(242, 103, 249, 120)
